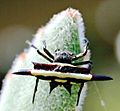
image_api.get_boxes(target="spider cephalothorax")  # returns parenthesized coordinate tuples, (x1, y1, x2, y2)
(26, 40, 91, 66)
(54, 50, 74, 63)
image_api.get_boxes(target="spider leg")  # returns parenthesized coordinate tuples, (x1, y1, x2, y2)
(72, 60, 93, 67)
(32, 77, 39, 104)
(72, 43, 88, 60)
(43, 40, 54, 60)
(76, 82, 84, 106)
(26, 40, 53, 62)
(36, 49, 53, 62)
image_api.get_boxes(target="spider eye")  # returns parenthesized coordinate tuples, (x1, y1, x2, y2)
(61, 52, 67, 56)
(55, 49, 60, 52)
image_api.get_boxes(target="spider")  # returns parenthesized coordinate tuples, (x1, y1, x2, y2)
(26, 40, 92, 104)
(13, 40, 112, 106)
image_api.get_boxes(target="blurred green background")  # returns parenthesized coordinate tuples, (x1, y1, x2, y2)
(0, 0, 120, 111)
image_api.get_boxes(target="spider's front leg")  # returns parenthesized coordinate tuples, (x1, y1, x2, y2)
(71, 42, 92, 65)
(26, 40, 53, 62)
(72, 42, 89, 61)
(42, 40, 54, 60)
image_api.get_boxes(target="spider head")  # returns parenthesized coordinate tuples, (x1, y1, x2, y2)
(54, 49, 74, 63)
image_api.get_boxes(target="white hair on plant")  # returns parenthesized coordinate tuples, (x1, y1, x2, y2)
(115, 31, 120, 63)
